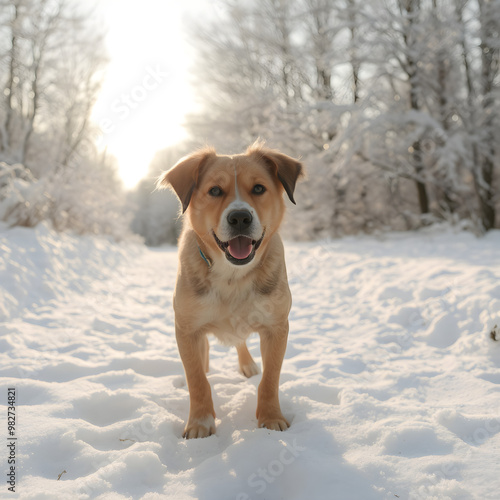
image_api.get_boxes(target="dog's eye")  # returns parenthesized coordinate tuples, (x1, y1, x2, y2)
(252, 184, 266, 195)
(208, 186, 223, 197)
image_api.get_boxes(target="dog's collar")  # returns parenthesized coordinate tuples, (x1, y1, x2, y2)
(198, 246, 212, 268)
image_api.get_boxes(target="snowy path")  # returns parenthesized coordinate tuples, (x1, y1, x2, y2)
(1, 224, 500, 500)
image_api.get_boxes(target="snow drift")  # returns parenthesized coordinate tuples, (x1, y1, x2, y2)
(1, 224, 499, 499)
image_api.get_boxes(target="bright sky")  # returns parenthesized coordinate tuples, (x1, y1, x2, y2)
(91, 0, 210, 188)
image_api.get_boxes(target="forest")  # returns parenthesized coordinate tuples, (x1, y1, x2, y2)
(1, 0, 499, 243)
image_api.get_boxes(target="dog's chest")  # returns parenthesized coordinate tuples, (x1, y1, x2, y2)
(197, 280, 271, 344)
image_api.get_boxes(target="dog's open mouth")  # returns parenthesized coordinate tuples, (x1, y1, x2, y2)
(213, 231, 265, 265)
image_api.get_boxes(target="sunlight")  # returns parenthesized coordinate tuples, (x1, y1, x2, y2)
(91, 0, 202, 188)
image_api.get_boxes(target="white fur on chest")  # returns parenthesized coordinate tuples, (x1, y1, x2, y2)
(195, 268, 271, 345)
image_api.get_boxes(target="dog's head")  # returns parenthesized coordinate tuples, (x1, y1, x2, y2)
(157, 142, 303, 267)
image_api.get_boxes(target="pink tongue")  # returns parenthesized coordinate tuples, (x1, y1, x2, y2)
(228, 236, 253, 260)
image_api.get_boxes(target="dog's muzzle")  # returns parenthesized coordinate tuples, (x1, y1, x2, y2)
(213, 209, 265, 266)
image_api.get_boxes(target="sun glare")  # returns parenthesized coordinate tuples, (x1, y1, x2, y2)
(91, 0, 200, 189)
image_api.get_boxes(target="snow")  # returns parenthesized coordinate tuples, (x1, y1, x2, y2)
(1, 222, 500, 500)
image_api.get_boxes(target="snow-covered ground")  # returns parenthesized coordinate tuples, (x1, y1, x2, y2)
(1, 222, 499, 500)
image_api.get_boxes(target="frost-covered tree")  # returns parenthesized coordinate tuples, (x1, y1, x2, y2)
(471, 0, 499, 230)
(0, 0, 106, 167)
(0, 0, 130, 239)
(129, 145, 187, 246)
(184, 0, 499, 235)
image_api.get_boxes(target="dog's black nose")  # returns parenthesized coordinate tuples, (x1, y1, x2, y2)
(227, 210, 253, 231)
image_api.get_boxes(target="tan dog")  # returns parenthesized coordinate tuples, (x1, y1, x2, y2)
(157, 142, 303, 438)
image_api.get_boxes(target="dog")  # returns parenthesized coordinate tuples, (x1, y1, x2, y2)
(157, 141, 303, 438)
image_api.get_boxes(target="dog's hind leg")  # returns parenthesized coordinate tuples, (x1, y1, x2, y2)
(237, 342, 260, 378)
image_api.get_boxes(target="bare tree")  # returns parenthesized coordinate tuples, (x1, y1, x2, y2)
(453, 0, 498, 231)
(398, 0, 429, 214)
(1, 0, 21, 154)
(303, 0, 337, 101)
(20, 0, 66, 164)
(346, 0, 361, 103)
(474, 0, 498, 230)
(0, 0, 107, 169)
(0, 0, 131, 238)
(55, 24, 107, 169)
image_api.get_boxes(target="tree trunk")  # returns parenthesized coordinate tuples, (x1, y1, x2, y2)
(431, 0, 458, 215)
(20, 25, 49, 165)
(348, 0, 360, 103)
(402, 0, 430, 215)
(2, 2, 20, 154)
(20, 55, 41, 165)
(475, 0, 497, 230)
(412, 142, 429, 214)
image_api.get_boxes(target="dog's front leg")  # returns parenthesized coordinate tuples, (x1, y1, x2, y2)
(256, 323, 290, 431)
(176, 329, 216, 438)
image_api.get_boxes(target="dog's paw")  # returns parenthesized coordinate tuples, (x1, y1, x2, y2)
(258, 414, 290, 432)
(240, 360, 260, 378)
(182, 415, 216, 439)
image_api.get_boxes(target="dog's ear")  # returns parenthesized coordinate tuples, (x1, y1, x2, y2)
(156, 148, 216, 213)
(247, 142, 304, 204)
